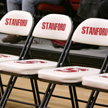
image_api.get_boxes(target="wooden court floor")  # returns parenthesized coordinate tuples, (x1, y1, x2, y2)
(1, 74, 108, 108)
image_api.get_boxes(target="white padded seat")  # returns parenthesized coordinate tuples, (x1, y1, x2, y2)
(0, 54, 18, 62)
(38, 66, 100, 83)
(82, 73, 108, 90)
(0, 59, 57, 75)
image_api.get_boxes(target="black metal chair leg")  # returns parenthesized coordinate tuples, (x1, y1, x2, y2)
(73, 86, 79, 108)
(69, 86, 79, 108)
(30, 78, 39, 108)
(34, 79, 41, 104)
(90, 91, 99, 108)
(0, 76, 17, 108)
(39, 83, 53, 108)
(69, 86, 75, 108)
(85, 90, 96, 108)
(0, 75, 4, 96)
(43, 84, 56, 108)
(0, 76, 14, 105)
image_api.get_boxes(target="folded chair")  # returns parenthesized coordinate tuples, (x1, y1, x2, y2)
(37, 18, 103, 108)
(0, 14, 73, 108)
(82, 18, 108, 107)
(0, 10, 34, 96)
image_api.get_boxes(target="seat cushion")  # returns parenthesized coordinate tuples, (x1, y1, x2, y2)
(0, 54, 18, 62)
(82, 73, 108, 90)
(36, 3, 66, 13)
(0, 59, 57, 75)
(38, 66, 100, 83)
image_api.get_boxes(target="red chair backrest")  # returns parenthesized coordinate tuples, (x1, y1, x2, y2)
(70, 0, 80, 10)
(36, 0, 68, 14)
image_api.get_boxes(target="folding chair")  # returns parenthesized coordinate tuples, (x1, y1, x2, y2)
(0, 10, 34, 96)
(0, 14, 73, 108)
(37, 18, 102, 108)
(82, 19, 108, 107)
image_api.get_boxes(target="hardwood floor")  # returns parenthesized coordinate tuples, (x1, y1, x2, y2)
(1, 74, 108, 108)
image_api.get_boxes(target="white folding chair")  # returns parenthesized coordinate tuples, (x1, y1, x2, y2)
(0, 10, 35, 62)
(37, 18, 104, 108)
(0, 14, 73, 107)
(82, 18, 108, 108)
(0, 10, 34, 97)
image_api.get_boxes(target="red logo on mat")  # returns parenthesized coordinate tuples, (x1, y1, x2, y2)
(42, 22, 66, 31)
(5, 18, 28, 26)
(55, 68, 89, 73)
(15, 61, 47, 64)
(100, 76, 108, 79)
(81, 26, 108, 36)
(0, 55, 9, 58)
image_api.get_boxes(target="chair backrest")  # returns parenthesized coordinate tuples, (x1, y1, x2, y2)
(70, 0, 80, 10)
(72, 18, 108, 46)
(32, 14, 73, 41)
(0, 10, 34, 36)
(36, 0, 67, 14)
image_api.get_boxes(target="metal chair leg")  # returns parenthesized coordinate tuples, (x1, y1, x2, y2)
(90, 91, 99, 108)
(85, 90, 96, 108)
(0, 76, 17, 108)
(69, 86, 75, 108)
(34, 79, 41, 105)
(0, 75, 4, 96)
(73, 86, 79, 108)
(43, 84, 56, 108)
(39, 83, 55, 108)
(85, 90, 100, 108)
(30, 78, 41, 108)
(69, 86, 79, 108)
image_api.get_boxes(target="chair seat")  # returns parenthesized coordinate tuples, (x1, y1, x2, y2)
(36, 3, 66, 13)
(0, 54, 18, 62)
(38, 66, 100, 83)
(82, 73, 108, 90)
(0, 59, 57, 75)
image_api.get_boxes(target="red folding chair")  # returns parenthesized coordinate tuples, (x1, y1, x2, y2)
(37, 18, 103, 108)
(0, 14, 73, 107)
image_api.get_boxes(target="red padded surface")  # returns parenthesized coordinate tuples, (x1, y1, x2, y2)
(36, 3, 66, 13)
(70, 0, 80, 10)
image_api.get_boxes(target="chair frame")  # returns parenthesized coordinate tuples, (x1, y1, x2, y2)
(0, 14, 73, 108)
(84, 54, 108, 108)
(38, 18, 108, 108)
(0, 11, 41, 108)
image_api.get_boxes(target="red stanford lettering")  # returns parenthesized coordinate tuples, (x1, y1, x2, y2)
(0, 55, 9, 58)
(81, 26, 108, 36)
(100, 76, 108, 79)
(55, 68, 89, 73)
(15, 61, 47, 64)
(42, 22, 66, 31)
(5, 18, 28, 26)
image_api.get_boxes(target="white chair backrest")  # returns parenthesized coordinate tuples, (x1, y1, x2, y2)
(0, 10, 34, 36)
(32, 14, 73, 41)
(72, 18, 108, 46)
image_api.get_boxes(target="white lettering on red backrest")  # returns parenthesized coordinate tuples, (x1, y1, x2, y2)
(42, 22, 66, 31)
(0, 55, 9, 58)
(15, 61, 47, 64)
(81, 26, 108, 36)
(5, 18, 28, 26)
(55, 68, 89, 73)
